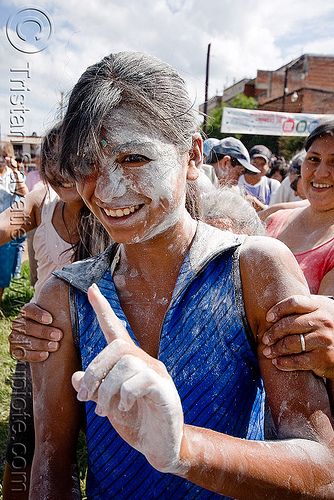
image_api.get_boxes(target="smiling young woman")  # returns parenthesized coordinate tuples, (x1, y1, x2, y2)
(28, 53, 334, 500)
(266, 120, 334, 295)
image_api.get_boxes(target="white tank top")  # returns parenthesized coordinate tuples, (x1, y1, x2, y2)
(32, 188, 74, 302)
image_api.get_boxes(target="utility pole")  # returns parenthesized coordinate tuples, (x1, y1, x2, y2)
(203, 43, 211, 135)
(282, 67, 288, 112)
(60, 91, 64, 120)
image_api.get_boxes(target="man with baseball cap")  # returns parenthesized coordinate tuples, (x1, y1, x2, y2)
(238, 144, 280, 211)
(205, 137, 260, 187)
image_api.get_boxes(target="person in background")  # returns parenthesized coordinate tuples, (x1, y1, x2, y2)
(0, 143, 28, 312)
(2, 123, 112, 500)
(202, 185, 265, 236)
(290, 171, 307, 200)
(25, 148, 43, 192)
(202, 137, 220, 164)
(11, 156, 28, 278)
(258, 150, 309, 221)
(205, 137, 260, 187)
(15, 156, 25, 173)
(269, 150, 306, 206)
(266, 120, 334, 296)
(238, 144, 280, 211)
(199, 138, 220, 187)
(25, 147, 44, 285)
(12, 156, 30, 278)
(267, 156, 288, 183)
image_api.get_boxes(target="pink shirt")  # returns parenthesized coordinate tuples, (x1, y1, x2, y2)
(25, 170, 44, 191)
(266, 209, 334, 294)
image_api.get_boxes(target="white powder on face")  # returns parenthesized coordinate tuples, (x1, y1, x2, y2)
(93, 107, 189, 242)
(95, 161, 127, 201)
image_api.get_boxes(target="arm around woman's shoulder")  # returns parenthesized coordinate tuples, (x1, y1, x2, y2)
(259, 199, 309, 222)
(29, 274, 84, 499)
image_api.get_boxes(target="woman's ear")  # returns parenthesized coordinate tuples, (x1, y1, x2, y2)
(187, 133, 202, 181)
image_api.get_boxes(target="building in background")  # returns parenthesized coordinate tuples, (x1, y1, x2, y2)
(3, 134, 42, 169)
(200, 54, 334, 115)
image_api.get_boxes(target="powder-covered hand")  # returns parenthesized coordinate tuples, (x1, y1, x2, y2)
(72, 283, 186, 474)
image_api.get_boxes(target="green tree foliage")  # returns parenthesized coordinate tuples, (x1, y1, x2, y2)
(203, 104, 227, 139)
(231, 94, 258, 110)
(278, 136, 306, 161)
(202, 94, 282, 154)
(203, 94, 258, 140)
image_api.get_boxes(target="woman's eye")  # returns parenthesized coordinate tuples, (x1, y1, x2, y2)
(307, 155, 320, 163)
(122, 154, 151, 164)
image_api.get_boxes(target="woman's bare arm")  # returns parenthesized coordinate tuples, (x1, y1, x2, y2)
(259, 199, 309, 221)
(0, 186, 46, 245)
(29, 276, 83, 500)
(319, 268, 334, 296)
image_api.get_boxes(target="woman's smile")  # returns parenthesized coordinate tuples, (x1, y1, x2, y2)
(302, 135, 334, 210)
(102, 204, 141, 218)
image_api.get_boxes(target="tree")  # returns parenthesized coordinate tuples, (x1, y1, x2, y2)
(278, 136, 306, 161)
(232, 94, 258, 110)
(203, 103, 229, 139)
(203, 94, 258, 140)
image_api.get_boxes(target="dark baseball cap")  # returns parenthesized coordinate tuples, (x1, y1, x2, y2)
(203, 138, 220, 158)
(206, 137, 260, 173)
(249, 145, 272, 163)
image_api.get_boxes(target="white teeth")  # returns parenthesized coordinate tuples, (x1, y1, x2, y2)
(62, 182, 75, 188)
(103, 205, 140, 218)
(312, 183, 332, 188)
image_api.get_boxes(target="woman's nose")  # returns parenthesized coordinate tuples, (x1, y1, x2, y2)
(315, 158, 331, 178)
(94, 163, 127, 202)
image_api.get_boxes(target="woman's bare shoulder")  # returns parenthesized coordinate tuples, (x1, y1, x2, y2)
(238, 235, 310, 339)
(36, 275, 72, 334)
(239, 234, 296, 264)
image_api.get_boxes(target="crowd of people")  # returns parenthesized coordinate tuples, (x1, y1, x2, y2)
(2, 51, 334, 500)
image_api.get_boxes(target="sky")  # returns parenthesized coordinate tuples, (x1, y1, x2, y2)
(1, 0, 334, 140)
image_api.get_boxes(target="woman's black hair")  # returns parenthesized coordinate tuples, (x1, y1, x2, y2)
(75, 206, 113, 261)
(41, 122, 113, 260)
(40, 122, 63, 185)
(305, 120, 334, 151)
(267, 158, 288, 180)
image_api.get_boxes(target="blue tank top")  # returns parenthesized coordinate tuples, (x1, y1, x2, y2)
(55, 222, 265, 500)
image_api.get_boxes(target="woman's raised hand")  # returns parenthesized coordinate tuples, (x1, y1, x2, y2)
(71, 284, 187, 474)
